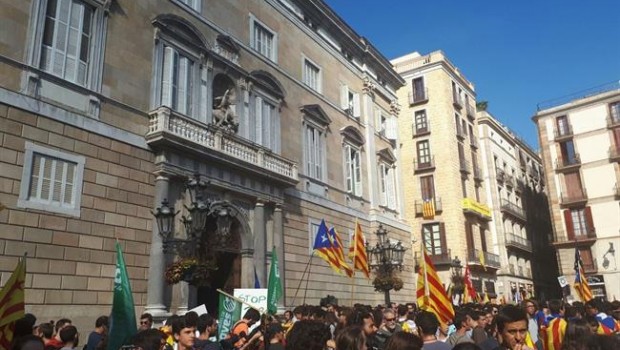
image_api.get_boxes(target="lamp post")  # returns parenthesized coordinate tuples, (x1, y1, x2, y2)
(367, 225, 407, 305)
(152, 174, 234, 263)
(451, 256, 464, 304)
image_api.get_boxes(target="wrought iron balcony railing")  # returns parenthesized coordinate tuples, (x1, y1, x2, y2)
(414, 197, 443, 216)
(555, 154, 581, 172)
(412, 124, 431, 138)
(554, 125, 573, 140)
(414, 156, 436, 173)
(559, 189, 588, 207)
(500, 199, 527, 222)
(415, 249, 452, 268)
(505, 232, 532, 253)
(466, 103, 476, 119)
(408, 89, 429, 105)
(468, 249, 501, 268)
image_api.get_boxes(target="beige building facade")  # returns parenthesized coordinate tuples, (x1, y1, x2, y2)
(392, 51, 499, 299)
(478, 111, 560, 302)
(534, 85, 620, 300)
(0, 0, 412, 329)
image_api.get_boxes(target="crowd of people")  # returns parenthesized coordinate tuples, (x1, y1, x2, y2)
(8, 298, 620, 350)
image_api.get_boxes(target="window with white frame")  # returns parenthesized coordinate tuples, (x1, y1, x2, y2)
(250, 17, 277, 62)
(160, 45, 194, 116)
(178, 0, 201, 12)
(344, 144, 362, 196)
(304, 123, 325, 180)
(308, 218, 322, 254)
(379, 162, 396, 209)
(18, 142, 85, 217)
(250, 93, 280, 152)
(303, 58, 321, 92)
(340, 85, 360, 117)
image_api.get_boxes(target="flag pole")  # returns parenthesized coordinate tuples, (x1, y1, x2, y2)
(216, 289, 262, 312)
(302, 252, 315, 305)
(291, 253, 314, 306)
(350, 219, 358, 306)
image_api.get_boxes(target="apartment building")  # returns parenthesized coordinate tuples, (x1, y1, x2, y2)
(478, 111, 560, 302)
(0, 0, 410, 328)
(534, 83, 620, 300)
(392, 51, 499, 300)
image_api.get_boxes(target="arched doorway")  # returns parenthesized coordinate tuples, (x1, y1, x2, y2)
(195, 213, 244, 315)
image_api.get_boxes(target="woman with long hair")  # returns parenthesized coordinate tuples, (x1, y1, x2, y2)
(383, 331, 422, 350)
(335, 326, 366, 350)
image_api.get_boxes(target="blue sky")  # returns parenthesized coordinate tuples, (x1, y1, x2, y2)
(325, 0, 620, 148)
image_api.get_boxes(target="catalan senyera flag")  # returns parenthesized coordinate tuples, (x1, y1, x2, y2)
(0, 256, 26, 350)
(573, 249, 593, 302)
(313, 220, 343, 274)
(478, 250, 487, 271)
(416, 248, 455, 325)
(422, 199, 435, 220)
(348, 220, 370, 279)
(463, 265, 477, 304)
(328, 227, 353, 277)
(545, 316, 567, 350)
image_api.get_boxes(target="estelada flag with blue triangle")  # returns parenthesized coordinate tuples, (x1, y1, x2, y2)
(312, 219, 343, 274)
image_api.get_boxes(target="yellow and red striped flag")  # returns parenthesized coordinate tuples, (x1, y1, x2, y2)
(0, 256, 26, 349)
(463, 265, 478, 304)
(422, 200, 435, 220)
(328, 227, 353, 277)
(348, 220, 370, 279)
(416, 249, 454, 325)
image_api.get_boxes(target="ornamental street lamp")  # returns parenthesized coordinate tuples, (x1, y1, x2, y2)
(367, 225, 407, 305)
(152, 173, 234, 261)
(451, 256, 464, 303)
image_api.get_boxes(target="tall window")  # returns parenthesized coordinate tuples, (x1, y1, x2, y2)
(251, 18, 276, 62)
(303, 59, 321, 92)
(556, 115, 570, 136)
(611, 102, 620, 122)
(420, 175, 435, 201)
(559, 140, 577, 165)
(423, 223, 445, 256)
(344, 145, 362, 196)
(571, 208, 588, 236)
(417, 140, 431, 165)
(379, 163, 396, 209)
(564, 207, 594, 239)
(340, 86, 360, 117)
(160, 46, 193, 115)
(40, 0, 93, 86)
(252, 95, 280, 152)
(414, 110, 428, 134)
(304, 124, 324, 180)
(412, 77, 426, 102)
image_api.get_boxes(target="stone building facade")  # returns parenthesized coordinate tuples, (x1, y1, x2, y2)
(0, 0, 411, 329)
(477, 111, 560, 302)
(392, 51, 498, 300)
(534, 85, 620, 301)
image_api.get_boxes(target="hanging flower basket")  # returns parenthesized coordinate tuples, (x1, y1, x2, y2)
(164, 258, 217, 287)
(372, 275, 404, 292)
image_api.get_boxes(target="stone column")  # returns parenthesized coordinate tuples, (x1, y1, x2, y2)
(240, 248, 255, 288)
(273, 204, 285, 305)
(254, 200, 266, 287)
(145, 175, 170, 318)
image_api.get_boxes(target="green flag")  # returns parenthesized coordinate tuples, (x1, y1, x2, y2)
(217, 293, 241, 341)
(267, 247, 283, 314)
(107, 242, 138, 350)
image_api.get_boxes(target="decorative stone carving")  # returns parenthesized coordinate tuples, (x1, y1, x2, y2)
(363, 77, 376, 93)
(390, 99, 401, 115)
(212, 89, 239, 133)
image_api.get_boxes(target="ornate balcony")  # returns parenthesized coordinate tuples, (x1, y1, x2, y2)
(555, 154, 581, 173)
(466, 102, 476, 120)
(414, 197, 443, 216)
(453, 92, 463, 109)
(609, 147, 620, 162)
(500, 199, 527, 222)
(412, 124, 431, 138)
(505, 232, 533, 253)
(146, 107, 298, 186)
(408, 89, 429, 106)
(554, 125, 573, 141)
(415, 249, 453, 268)
(552, 229, 597, 247)
(467, 249, 501, 269)
(559, 190, 588, 208)
(414, 156, 436, 173)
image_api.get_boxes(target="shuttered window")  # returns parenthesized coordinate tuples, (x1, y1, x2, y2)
(304, 124, 324, 180)
(379, 162, 396, 209)
(40, 0, 93, 86)
(303, 59, 321, 92)
(344, 144, 362, 196)
(161, 46, 193, 116)
(252, 95, 279, 152)
(251, 19, 276, 61)
(18, 143, 85, 217)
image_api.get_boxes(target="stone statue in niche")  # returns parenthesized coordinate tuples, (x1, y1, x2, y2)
(212, 89, 239, 133)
